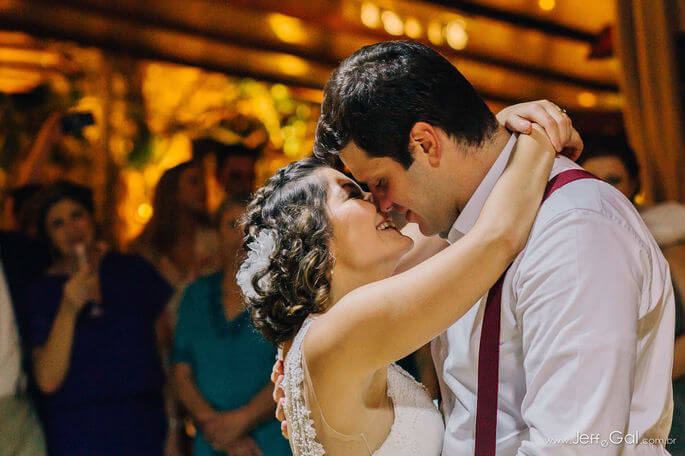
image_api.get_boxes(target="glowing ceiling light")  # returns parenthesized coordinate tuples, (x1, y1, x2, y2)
(539, 0, 556, 11)
(405, 17, 422, 38)
(361, 3, 381, 28)
(577, 91, 598, 107)
(268, 13, 307, 44)
(445, 20, 468, 50)
(381, 10, 404, 36)
(427, 21, 444, 45)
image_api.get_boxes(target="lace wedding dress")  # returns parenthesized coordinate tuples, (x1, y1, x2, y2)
(282, 316, 445, 456)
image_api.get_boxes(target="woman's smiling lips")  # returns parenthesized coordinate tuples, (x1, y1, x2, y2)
(376, 215, 397, 231)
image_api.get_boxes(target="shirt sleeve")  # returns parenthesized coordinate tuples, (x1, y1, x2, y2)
(169, 285, 196, 366)
(513, 209, 643, 455)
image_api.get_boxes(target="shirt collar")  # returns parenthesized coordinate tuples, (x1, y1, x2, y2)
(447, 133, 518, 244)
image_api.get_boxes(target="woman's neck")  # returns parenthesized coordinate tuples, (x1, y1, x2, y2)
(328, 263, 392, 309)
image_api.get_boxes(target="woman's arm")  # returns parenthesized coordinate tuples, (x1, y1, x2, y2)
(32, 296, 79, 394)
(203, 382, 277, 451)
(32, 265, 98, 393)
(237, 381, 277, 431)
(307, 126, 555, 376)
(17, 113, 62, 186)
(171, 363, 216, 424)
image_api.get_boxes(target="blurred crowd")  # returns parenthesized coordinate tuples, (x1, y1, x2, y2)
(0, 111, 293, 456)
(1, 113, 684, 456)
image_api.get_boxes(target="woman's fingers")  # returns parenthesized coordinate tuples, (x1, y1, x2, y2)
(529, 103, 562, 152)
(541, 101, 571, 152)
(273, 375, 284, 403)
(504, 114, 533, 135)
(281, 420, 290, 439)
(561, 128, 584, 161)
(276, 397, 286, 421)
(271, 359, 283, 384)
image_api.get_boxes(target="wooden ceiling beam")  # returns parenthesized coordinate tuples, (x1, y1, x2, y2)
(0, 0, 621, 110)
(419, 0, 596, 42)
(21, 0, 618, 92)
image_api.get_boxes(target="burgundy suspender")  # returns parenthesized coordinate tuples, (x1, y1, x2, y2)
(474, 169, 599, 456)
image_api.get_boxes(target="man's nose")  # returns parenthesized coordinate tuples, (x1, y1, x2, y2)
(370, 188, 393, 213)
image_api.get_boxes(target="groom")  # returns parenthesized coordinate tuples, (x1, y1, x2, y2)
(276, 41, 675, 454)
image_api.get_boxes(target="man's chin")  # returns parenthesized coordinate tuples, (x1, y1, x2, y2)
(416, 221, 440, 238)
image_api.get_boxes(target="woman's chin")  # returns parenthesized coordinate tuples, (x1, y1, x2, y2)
(391, 233, 414, 257)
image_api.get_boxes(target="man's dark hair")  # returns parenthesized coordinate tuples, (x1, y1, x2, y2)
(314, 40, 498, 168)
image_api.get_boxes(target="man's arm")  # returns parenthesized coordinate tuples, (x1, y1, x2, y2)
(514, 209, 642, 455)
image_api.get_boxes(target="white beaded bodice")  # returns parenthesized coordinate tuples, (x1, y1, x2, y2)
(282, 316, 444, 456)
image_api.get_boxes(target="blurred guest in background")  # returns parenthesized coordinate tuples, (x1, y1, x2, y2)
(578, 136, 641, 203)
(130, 161, 222, 305)
(193, 139, 259, 198)
(128, 160, 223, 455)
(7, 184, 46, 237)
(0, 254, 46, 456)
(645, 200, 685, 454)
(214, 144, 258, 197)
(171, 196, 289, 456)
(27, 181, 173, 456)
(581, 138, 685, 454)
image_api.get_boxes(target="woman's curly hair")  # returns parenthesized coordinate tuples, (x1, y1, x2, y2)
(240, 158, 334, 345)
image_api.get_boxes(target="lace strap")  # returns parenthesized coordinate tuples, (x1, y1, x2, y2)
(283, 316, 326, 456)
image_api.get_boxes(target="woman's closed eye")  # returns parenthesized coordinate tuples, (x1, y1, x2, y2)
(342, 183, 364, 199)
(342, 183, 374, 204)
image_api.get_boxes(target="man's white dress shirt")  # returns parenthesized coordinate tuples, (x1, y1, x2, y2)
(433, 135, 675, 455)
(0, 257, 23, 398)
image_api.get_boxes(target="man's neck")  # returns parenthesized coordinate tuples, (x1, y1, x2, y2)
(464, 126, 511, 205)
(439, 126, 512, 239)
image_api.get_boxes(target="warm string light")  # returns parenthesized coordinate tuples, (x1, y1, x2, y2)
(381, 10, 404, 36)
(427, 22, 444, 45)
(361, 2, 381, 28)
(445, 19, 468, 50)
(360, 5, 468, 50)
(577, 91, 598, 107)
(539, 0, 556, 12)
(405, 17, 422, 39)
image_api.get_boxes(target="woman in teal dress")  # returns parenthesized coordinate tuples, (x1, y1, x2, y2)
(171, 196, 290, 456)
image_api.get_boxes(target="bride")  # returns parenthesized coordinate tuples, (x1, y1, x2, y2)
(236, 121, 574, 455)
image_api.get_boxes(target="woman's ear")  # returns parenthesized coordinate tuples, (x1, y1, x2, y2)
(409, 122, 442, 168)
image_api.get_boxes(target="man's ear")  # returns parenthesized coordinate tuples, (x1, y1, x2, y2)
(409, 122, 442, 168)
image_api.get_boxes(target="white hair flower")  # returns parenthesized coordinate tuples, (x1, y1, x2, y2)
(236, 229, 277, 299)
